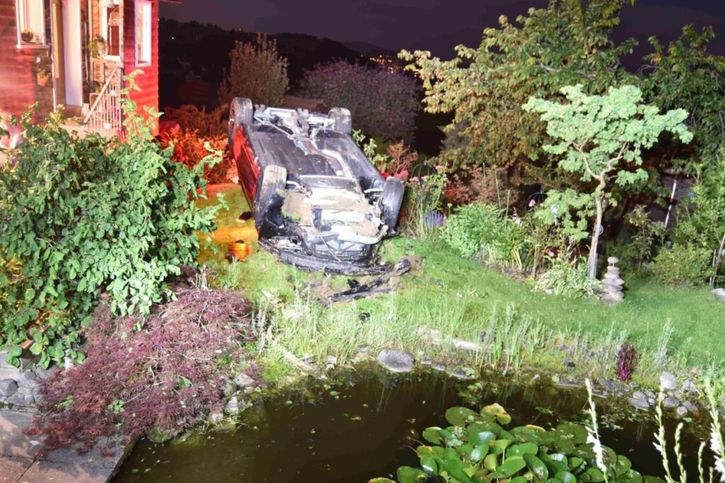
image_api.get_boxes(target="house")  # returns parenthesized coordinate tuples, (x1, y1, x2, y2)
(0, 0, 176, 135)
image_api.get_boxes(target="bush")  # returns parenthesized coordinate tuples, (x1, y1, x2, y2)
(535, 256, 600, 298)
(441, 203, 528, 269)
(0, 98, 218, 367)
(159, 127, 233, 184)
(28, 288, 256, 452)
(652, 243, 711, 286)
(218, 33, 289, 106)
(163, 104, 228, 137)
(299, 60, 419, 142)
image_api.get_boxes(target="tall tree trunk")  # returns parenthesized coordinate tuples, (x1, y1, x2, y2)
(587, 195, 604, 279)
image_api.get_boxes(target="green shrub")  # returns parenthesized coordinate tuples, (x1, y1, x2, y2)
(0, 88, 218, 367)
(535, 256, 600, 298)
(652, 243, 711, 287)
(441, 204, 497, 258)
(441, 203, 529, 269)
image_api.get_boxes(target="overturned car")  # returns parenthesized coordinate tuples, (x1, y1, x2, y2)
(227, 98, 404, 273)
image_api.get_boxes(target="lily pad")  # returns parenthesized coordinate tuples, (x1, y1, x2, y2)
(482, 403, 512, 425)
(446, 406, 479, 426)
(422, 427, 443, 444)
(523, 453, 549, 480)
(555, 470, 577, 483)
(498, 455, 526, 476)
(396, 466, 426, 483)
(509, 442, 538, 456)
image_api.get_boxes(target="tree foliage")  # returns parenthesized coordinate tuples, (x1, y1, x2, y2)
(523, 84, 692, 277)
(0, 80, 218, 367)
(299, 60, 419, 142)
(218, 33, 289, 106)
(400, 0, 635, 185)
(641, 25, 725, 177)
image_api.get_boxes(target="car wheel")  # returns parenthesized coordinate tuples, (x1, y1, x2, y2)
(254, 165, 287, 234)
(228, 97, 253, 146)
(380, 177, 405, 234)
(328, 107, 352, 135)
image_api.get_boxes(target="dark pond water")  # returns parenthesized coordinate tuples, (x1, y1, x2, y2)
(113, 368, 708, 482)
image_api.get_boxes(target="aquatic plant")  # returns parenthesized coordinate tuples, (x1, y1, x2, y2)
(374, 401, 655, 483)
(28, 288, 256, 453)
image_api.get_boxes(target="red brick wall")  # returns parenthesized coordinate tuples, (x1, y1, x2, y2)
(123, 0, 159, 133)
(0, 0, 53, 118)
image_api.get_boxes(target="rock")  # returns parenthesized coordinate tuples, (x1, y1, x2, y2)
(563, 358, 576, 368)
(376, 349, 415, 373)
(420, 359, 432, 366)
(676, 406, 688, 418)
(450, 367, 477, 381)
(601, 380, 624, 394)
(682, 380, 699, 395)
(234, 373, 255, 389)
(632, 391, 647, 401)
(224, 396, 240, 415)
(6, 392, 33, 407)
(0, 378, 19, 398)
(355, 345, 370, 354)
(146, 427, 175, 444)
(629, 397, 650, 411)
(645, 390, 656, 399)
(431, 362, 446, 372)
(660, 372, 678, 391)
(207, 411, 224, 425)
(325, 355, 338, 366)
(222, 378, 237, 397)
(683, 400, 700, 417)
(663, 396, 680, 409)
(713, 288, 725, 303)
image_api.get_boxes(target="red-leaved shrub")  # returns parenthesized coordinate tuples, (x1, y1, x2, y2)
(159, 126, 235, 184)
(29, 288, 255, 452)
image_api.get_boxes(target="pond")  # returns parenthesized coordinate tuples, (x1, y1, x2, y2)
(113, 367, 708, 482)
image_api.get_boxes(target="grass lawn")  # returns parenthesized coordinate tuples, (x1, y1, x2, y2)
(198, 184, 725, 384)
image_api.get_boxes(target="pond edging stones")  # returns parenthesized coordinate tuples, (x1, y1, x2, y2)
(377, 349, 415, 373)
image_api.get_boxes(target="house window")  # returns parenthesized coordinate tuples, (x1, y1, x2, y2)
(100, 0, 121, 57)
(135, 0, 152, 65)
(16, 0, 45, 46)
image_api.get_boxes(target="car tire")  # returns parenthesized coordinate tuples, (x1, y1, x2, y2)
(328, 107, 352, 135)
(228, 97, 253, 146)
(380, 177, 405, 234)
(254, 165, 287, 234)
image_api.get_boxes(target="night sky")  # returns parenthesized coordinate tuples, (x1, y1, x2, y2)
(160, 0, 725, 56)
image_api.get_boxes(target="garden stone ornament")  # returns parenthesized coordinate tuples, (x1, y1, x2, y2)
(713, 287, 725, 303)
(600, 257, 624, 303)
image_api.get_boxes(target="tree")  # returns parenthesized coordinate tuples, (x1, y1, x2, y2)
(523, 85, 692, 278)
(218, 34, 289, 106)
(641, 25, 725, 178)
(400, 0, 635, 188)
(298, 60, 419, 142)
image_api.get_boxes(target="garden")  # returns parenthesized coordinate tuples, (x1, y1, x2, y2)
(1, 1, 724, 482)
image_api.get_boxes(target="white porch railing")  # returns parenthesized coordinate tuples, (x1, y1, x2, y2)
(84, 66, 123, 135)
